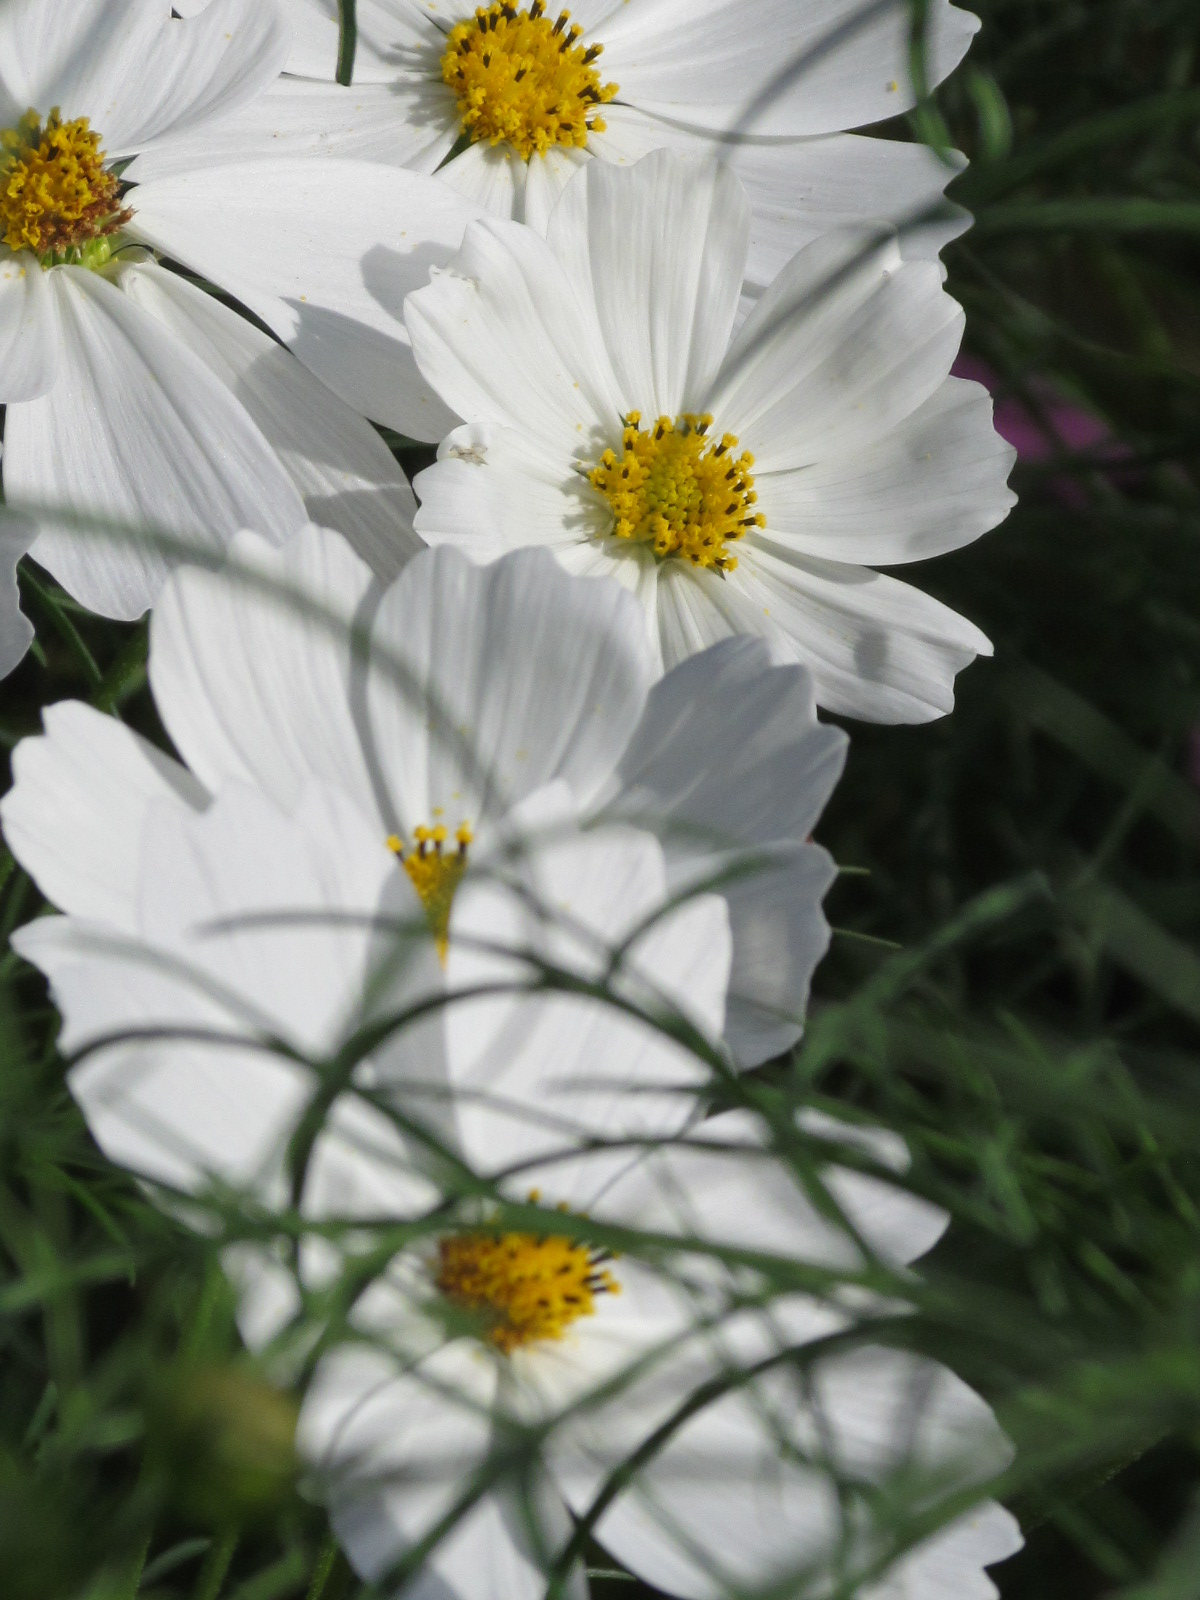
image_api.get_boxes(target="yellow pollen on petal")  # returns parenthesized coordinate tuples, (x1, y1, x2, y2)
(588, 412, 766, 574)
(441, 1, 618, 161)
(388, 821, 474, 961)
(436, 1197, 620, 1353)
(0, 109, 132, 263)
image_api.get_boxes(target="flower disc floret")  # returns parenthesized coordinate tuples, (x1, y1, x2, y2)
(589, 412, 766, 573)
(0, 109, 132, 263)
(436, 1202, 620, 1353)
(387, 822, 474, 959)
(442, 1, 618, 160)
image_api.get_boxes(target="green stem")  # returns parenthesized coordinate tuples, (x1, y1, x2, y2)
(92, 621, 149, 714)
(304, 1536, 341, 1600)
(971, 198, 1200, 240)
(336, 0, 357, 84)
(192, 1531, 237, 1600)
(20, 566, 103, 689)
(121, 1536, 152, 1599)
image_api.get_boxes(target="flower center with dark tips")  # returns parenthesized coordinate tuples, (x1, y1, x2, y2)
(442, 1, 618, 161)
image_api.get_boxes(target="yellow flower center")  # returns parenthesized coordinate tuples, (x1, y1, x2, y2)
(588, 413, 766, 574)
(388, 822, 474, 961)
(441, 1, 618, 161)
(0, 108, 132, 265)
(436, 1199, 619, 1353)
(592, 412, 771, 576)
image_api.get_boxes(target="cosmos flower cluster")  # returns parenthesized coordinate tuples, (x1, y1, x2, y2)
(0, 2, 1021, 1596)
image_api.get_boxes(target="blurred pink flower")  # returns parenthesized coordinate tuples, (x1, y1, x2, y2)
(954, 354, 1129, 508)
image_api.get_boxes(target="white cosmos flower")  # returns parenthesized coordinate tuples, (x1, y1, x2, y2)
(4, 520, 846, 1067)
(0, 0, 493, 648)
(296, 1105, 1022, 1600)
(162, 0, 979, 273)
(406, 151, 1017, 722)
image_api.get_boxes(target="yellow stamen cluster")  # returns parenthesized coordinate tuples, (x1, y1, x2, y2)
(441, 1, 618, 161)
(387, 822, 474, 961)
(0, 108, 131, 261)
(589, 412, 766, 574)
(436, 1198, 619, 1353)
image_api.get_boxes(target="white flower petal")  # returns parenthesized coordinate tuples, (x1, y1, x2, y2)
(0, 0, 290, 157)
(811, 1344, 1014, 1484)
(590, 110, 970, 282)
(575, 1345, 1011, 1600)
(396, 1483, 585, 1600)
(406, 216, 624, 454)
(115, 260, 419, 579)
(6, 267, 307, 620)
(707, 233, 964, 471)
(18, 909, 318, 1198)
(0, 252, 59, 403)
(728, 132, 970, 288)
(598, 0, 979, 138)
(545, 151, 749, 416)
(731, 541, 993, 723)
(437, 141, 529, 222)
(553, 537, 663, 649)
(125, 77, 458, 183)
(447, 823, 730, 1177)
(595, 638, 847, 1062)
(652, 559, 750, 668)
(757, 376, 1015, 565)
(364, 545, 655, 833)
(597, 1107, 936, 1268)
(13, 780, 415, 1201)
(864, 1502, 1023, 1600)
(573, 1378, 842, 1600)
(799, 1118, 948, 1276)
(719, 842, 838, 1064)
(299, 1340, 499, 1583)
(606, 636, 847, 849)
(303, 1339, 585, 1600)
(1, 699, 207, 929)
(271, 0, 445, 81)
(129, 159, 485, 442)
(149, 525, 381, 818)
(414, 423, 604, 556)
(0, 513, 35, 681)
(521, 146, 592, 234)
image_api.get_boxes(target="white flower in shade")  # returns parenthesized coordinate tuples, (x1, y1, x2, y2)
(407, 151, 1018, 723)
(2, 742, 732, 1305)
(3, 521, 846, 1067)
(163, 0, 979, 272)
(296, 1105, 1022, 1600)
(0, 0, 492, 644)
(1, 537, 1019, 1597)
